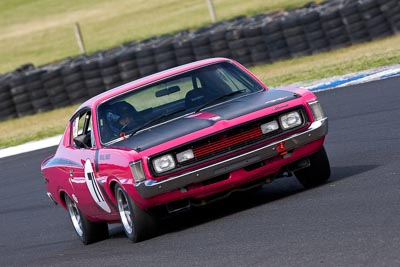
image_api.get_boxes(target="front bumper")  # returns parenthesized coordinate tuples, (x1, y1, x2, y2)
(135, 118, 328, 198)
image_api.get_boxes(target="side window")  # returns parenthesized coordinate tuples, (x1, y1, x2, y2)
(71, 110, 94, 149)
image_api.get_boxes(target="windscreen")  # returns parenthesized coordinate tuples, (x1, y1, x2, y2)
(97, 62, 264, 144)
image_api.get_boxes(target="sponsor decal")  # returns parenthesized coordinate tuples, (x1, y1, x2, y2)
(186, 112, 221, 121)
(84, 159, 111, 213)
(100, 154, 111, 160)
(265, 96, 290, 105)
(273, 104, 289, 110)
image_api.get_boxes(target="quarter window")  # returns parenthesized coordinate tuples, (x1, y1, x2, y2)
(71, 110, 94, 148)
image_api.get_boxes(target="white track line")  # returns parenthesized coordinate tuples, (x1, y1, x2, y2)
(0, 135, 61, 158)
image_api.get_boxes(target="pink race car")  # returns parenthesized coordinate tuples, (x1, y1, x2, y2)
(41, 58, 330, 244)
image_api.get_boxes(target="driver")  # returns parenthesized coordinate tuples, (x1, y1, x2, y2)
(102, 101, 141, 142)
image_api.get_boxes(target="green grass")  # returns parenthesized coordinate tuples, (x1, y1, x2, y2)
(0, 105, 77, 148)
(250, 35, 400, 87)
(0, 0, 319, 74)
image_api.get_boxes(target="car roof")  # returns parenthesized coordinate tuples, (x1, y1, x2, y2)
(76, 57, 235, 112)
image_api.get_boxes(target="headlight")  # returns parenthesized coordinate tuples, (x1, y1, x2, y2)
(261, 120, 279, 134)
(308, 100, 324, 121)
(152, 154, 176, 173)
(280, 111, 302, 129)
(176, 149, 194, 163)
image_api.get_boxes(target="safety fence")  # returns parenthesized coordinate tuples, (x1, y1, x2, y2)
(0, 0, 399, 120)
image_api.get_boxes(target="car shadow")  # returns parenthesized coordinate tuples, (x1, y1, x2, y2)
(108, 164, 379, 241)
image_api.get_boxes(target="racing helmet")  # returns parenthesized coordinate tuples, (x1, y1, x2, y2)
(106, 101, 137, 134)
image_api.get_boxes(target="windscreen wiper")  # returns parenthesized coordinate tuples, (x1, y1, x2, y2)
(195, 89, 247, 113)
(128, 108, 188, 137)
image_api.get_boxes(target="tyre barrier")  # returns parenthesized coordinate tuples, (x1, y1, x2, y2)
(0, 78, 15, 120)
(0, 0, 399, 120)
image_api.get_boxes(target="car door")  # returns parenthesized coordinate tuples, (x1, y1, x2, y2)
(68, 109, 112, 216)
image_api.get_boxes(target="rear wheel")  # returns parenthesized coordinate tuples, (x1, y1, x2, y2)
(115, 184, 158, 242)
(294, 147, 331, 188)
(65, 194, 109, 245)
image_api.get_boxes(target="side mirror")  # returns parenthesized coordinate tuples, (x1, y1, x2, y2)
(74, 134, 90, 149)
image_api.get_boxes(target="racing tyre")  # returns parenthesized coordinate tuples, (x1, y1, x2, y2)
(65, 194, 109, 245)
(115, 184, 158, 242)
(294, 146, 331, 188)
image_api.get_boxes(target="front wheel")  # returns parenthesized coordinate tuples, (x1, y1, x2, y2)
(294, 146, 331, 188)
(115, 184, 158, 242)
(65, 194, 109, 245)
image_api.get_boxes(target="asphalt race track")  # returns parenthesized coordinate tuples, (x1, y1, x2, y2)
(1, 76, 400, 266)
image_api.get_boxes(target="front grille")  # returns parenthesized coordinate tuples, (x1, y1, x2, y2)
(150, 106, 308, 176)
(193, 126, 263, 158)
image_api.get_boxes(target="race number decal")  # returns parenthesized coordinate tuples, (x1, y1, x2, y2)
(84, 159, 111, 213)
